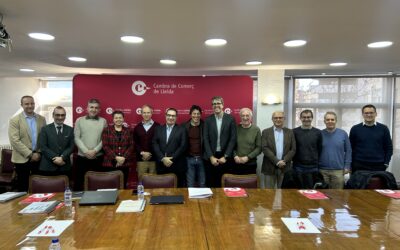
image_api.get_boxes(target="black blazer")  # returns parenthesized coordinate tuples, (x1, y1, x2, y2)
(152, 124, 187, 163)
(203, 113, 237, 159)
(38, 123, 74, 172)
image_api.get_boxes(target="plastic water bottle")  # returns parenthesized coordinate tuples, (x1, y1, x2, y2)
(49, 238, 61, 250)
(137, 182, 144, 200)
(64, 186, 72, 207)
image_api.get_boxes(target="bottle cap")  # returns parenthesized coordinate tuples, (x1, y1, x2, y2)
(51, 238, 59, 243)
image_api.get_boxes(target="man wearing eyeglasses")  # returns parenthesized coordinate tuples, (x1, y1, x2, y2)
(349, 104, 393, 173)
(152, 108, 187, 187)
(262, 111, 296, 189)
(203, 96, 237, 187)
(292, 109, 322, 189)
(38, 106, 74, 177)
(8, 95, 46, 191)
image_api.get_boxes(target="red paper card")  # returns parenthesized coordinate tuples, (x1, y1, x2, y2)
(19, 193, 56, 204)
(376, 189, 400, 199)
(223, 188, 248, 197)
(298, 190, 329, 200)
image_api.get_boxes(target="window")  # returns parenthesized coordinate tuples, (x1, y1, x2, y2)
(291, 76, 398, 179)
(292, 77, 392, 133)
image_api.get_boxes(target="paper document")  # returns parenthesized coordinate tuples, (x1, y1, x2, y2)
(188, 188, 213, 198)
(27, 220, 74, 237)
(281, 218, 321, 234)
(116, 200, 146, 213)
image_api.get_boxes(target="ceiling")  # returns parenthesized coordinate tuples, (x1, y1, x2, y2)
(0, 0, 400, 79)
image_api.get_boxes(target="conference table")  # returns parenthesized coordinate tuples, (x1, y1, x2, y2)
(1, 189, 400, 249)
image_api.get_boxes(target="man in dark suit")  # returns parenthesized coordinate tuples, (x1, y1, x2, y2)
(203, 96, 237, 187)
(152, 108, 187, 187)
(262, 111, 296, 188)
(38, 106, 74, 177)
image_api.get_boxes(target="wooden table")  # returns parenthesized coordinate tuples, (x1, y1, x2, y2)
(1, 189, 400, 249)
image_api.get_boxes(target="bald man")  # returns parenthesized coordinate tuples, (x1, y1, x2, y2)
(261, 111, 296, 188)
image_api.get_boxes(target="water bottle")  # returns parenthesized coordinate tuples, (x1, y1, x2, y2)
(64, 186, 72, 207)
(49, 238, 61, 250)
(137, 182, 144, 200)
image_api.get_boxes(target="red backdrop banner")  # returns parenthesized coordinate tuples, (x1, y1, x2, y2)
(73, 74, 253, 126)
(73, 74, 253, 188)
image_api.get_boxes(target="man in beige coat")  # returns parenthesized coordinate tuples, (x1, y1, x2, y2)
(262, 111, 296, 189)
(8, 95, 46, 191)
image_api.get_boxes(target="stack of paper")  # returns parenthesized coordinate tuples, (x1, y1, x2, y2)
(188, 188, 213, 199)
(116, 200, 146, 213)
(18, 201, 60, 214)
(0, 192, 27, 202)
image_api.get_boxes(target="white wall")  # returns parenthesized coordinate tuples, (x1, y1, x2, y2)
(256, 69, 285, 188)
(0, 77, 41, 145)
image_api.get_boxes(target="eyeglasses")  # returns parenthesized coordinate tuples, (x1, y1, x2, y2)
(54, 114, 66, 117)
(212, 102, 222, 106)
(273, 117, 284, 120)
(301, 116, 312, 119)
(166, 114, 176, 117)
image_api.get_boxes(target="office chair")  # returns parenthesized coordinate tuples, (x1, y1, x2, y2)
(221, 174, 259, 188)
(84, 170, 124, 191)
(29, 175, 69, 193)
(141, 173, 177, 188)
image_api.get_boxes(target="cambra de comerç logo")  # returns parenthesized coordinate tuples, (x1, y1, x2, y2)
(131, 80, 150, 96)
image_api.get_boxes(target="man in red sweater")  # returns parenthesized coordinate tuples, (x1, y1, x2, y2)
(133, 105, 160, 181)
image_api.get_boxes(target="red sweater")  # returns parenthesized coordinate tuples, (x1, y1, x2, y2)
(133, 121, 159, 161)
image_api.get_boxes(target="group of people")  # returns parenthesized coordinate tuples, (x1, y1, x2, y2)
(8, 95, 393, 192)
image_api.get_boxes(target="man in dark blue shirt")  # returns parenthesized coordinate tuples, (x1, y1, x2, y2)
(349, 104, 393, 173)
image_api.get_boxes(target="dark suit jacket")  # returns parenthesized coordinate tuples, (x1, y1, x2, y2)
(261, 126, 296, 175)
(203, 113, 237, 160)
(39, 123, 74, 172)
(152, 124, 187, 168)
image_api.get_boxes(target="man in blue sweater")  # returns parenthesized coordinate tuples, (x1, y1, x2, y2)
(319, 112, 351, 189)
(349, 104, 393, 173)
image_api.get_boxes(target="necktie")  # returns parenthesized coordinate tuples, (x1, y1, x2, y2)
(56, 126, 62, 135)
(56, 126, 63, 146)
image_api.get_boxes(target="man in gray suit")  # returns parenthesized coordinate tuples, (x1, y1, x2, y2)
(262, 111, 296, 189)
(153, 108, 187, 187)
(8, 95, 46, 191)
(203, 96, 237, 187)
(38, 106, 74, 177)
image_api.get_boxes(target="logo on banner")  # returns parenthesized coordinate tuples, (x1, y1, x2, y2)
(224, 108, 232, 114)
(136, 108, 142, 114)
(106, 107, 113, 114)
(132, 81, 150, 96)
(76, 107, 83, 114)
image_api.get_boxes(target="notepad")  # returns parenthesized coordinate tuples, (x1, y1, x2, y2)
(0, 192, 27, 202)
(18, 201, 61, 214)
(188, 188, 213, 199)
(116, 200, 146, 213)
(223, 188, 248, 197)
